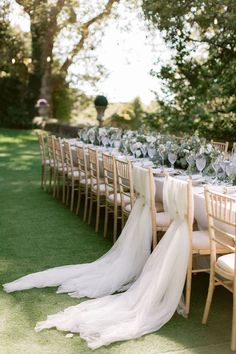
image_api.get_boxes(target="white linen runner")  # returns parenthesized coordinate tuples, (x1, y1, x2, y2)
(3, 166, 154, 299)
(34, 176, 191, 349)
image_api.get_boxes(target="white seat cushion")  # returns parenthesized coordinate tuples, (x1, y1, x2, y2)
(217, 254, 234, 273)
(67, 170, 79, 178)
(108, 193, 130, 205)
(124, 203, 132, 212)
(192, 230, 210, 250)
(92, 183, 109, 193)
(80, 178, 91, 185)
(156, 212, 171, 227)
(192, 230, 233, 251)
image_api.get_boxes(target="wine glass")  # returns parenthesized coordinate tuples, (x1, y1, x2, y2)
(159, 145, 166, 169)
(186, 153, 195, 175)
(101, 135, 109, 148)
(147, 144, 156, 159)
(168, 151, 177, 169)
(211, 158, 220, 184)
(226, 163, 236, 185)
(89, 131, 95, 145)
(140, 144, 147, 158)
(196, 154, 206, 176)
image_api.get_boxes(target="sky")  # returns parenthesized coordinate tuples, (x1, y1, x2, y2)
(9, 2, 171, 104)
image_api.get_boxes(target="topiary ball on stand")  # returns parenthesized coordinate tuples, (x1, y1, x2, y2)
(94, 95, 108, 126)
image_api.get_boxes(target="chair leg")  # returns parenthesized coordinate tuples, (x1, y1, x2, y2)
(88, 192, 93, 225)
(202, 272, 215, 324)
(41, 165, 45, 189)
(104, 203, 109, 238)
(66, 183, 70, 206)
(231, 292, 236, 351)
(70, 181, 75, 211)
(95, 195, 100, 232)
(185, 256, 193, 315)
(76, 186, 81, 215)
(57, 174, 60, 198)
(113, 204, 118, 243)
(62, 177, 66, 204)
(49, 167, 53, 193)
(53, 169, 57, 198)
(83, 186, 89, 222)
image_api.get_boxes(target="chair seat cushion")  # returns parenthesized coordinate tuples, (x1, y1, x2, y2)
(108, 193, 130, 205)
(92, 183, 109, 193)
(67, 170, 80, 179)
(217, 254, 234, 273)
(156, 212, 171, 227)
(80, 178, 90, 185)
(124, 203, 132, 212)
(192, 230, 210, 250)
(192, 230, 233, 252)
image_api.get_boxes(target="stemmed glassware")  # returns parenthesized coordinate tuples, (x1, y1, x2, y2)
(196, 154, 206, 177)
(168, 151, 177, 170)
(226, 162, 236, 185)
(211, 157, 221, 184)
(159, 145, 166, 169)
(140, 144, 147, 158)
(147, 144, 156, 159)
(130, 142, 137, 157)
(186, 153, 195, 175)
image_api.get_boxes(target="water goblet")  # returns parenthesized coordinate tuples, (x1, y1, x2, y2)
(168, 151, 177, 169)
(186, 153, 195, 175)
(196, 154, 206, 176)
(211, 158, 220, 184)
(147, 144, 156, 159)
(196, 155, 206, 175)
(140, 144, 147, 158)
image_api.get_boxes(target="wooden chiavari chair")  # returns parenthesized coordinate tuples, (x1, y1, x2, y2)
(202, 189, 236, 351)
(76, 145, 90, 221)
(53, 136, 66, 203)
(88, 148, 106, 232)
(63, 141, 80, 211)
(211, 140, 229, 156)
(115, 158, 135, 229)
(37, 130, 49, 190)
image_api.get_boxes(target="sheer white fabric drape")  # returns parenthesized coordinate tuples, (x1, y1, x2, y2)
(3, 166, 154, 299)
(34, 176, 192, 349)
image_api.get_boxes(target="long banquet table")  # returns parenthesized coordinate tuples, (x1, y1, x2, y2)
(68, 139, 236, 231)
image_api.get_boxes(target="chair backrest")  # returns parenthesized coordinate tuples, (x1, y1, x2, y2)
(38, 131, 47, 165)
(102, 152, 117, 199)
(88, 148, 101, 185)
(115, 158, 135, 210)
(53, 136, 64, 172)
(204, 188, 236, 262)
(76, 145, 89, 181)
(63, 141, 74, 176)
(211, 140, 229, 154)
(150, 173, 193, 247)
(47, 135, 55, 166)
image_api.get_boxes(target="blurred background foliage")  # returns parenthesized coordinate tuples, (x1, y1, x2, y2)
(0, 0, 235, 141)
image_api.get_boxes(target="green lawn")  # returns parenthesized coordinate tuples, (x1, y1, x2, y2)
(0, 128, 233, 354)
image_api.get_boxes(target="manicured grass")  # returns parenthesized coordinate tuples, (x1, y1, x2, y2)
(0, 128, 233, 354)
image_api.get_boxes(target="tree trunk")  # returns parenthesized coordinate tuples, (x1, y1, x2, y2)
(29, 12, 53, 118)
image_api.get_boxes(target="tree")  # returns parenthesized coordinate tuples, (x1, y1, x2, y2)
(142, 0, 236, 140)
(13, 0, 120, 117)
(0, 1, 31, 127)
